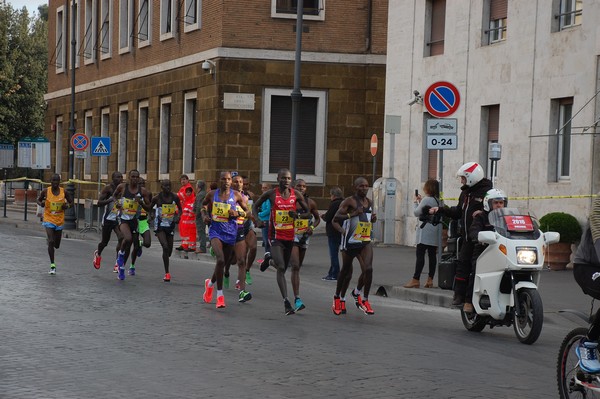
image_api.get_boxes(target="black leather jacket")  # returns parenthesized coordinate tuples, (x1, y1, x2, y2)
(441, 178, 493, 240)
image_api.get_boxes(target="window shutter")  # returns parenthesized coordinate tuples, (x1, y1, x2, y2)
(269, 96, 317, 175)
(430, 0, 446, 56)
(490, 0, 508, 20)
(427, 149, 438, 180)
(488, 105, 500, 142)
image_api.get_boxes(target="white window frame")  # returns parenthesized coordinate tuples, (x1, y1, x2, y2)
(100, 108, 110, 178)
(261, 88, 327, 184)
(557, 102, 572, 180)
(137, 0, 152, 48)
(271, 0, 325, 21)
(55, 117, 63, 174)
(160, 0, 177, 41)
(137, 101, 149, 176)
(55, 6, 67, 73)
(100, 0, 112, 59)
(183, 0, 202, 32)
(159, 97, 172, 179)
(488, 18, 506, 44)
(559, 0, 582, 30)
(183, 92, 197, 177)
(118, 0, 134, 54)
(84, 0, 97, 65)
(84, 110, 93, 179)
(118, 104, 128, 172)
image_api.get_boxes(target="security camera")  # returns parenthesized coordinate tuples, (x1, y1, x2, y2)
(202, 61, 211, 71)
(406, 90, 423, 106)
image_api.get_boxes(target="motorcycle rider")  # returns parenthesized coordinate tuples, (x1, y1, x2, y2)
(464, 188, 508, 313)
(429, 162, 493, 307)
(573, 195, 600, 373)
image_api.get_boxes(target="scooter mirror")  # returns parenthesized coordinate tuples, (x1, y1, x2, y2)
(478, 231, 497, 244)
(543, 231, 560, 245)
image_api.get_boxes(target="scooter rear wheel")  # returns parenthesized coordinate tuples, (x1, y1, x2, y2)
(513, 288, 543, 345)
(461, 309, 487, 332)
(557, 327, 600, 399)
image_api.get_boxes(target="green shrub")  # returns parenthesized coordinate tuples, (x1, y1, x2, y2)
(539, 212, 582, 244)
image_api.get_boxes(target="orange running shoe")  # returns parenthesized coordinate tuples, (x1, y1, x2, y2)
(163, 273, 171, 282)
(341, 300, 347, 314)
(362, 300, 374, 315)
(203, 278, 214, 303)
(93, 250, 101, 269)
(332, 296, 342, 315)
(216, 295, 226, 308)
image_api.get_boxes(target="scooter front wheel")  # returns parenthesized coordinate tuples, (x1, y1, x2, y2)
(513, 288, 543, 345)
(461, 309, 487, 332)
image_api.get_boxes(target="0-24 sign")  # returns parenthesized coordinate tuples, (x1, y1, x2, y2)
(426, 134, 457, 150)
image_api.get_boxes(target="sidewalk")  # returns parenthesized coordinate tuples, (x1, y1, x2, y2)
(0, 207, 589, 315)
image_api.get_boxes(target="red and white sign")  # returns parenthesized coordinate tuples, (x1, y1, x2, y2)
(504, 215, 534, 232)
(370, 134, 378, 157)
(70, 133, 89, 151)
(424, 81, 461, 118)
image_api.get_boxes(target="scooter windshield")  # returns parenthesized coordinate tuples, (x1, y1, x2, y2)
(487, 208, 541, 240)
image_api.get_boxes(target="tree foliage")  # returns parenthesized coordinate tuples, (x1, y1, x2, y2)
(0, 3, 48, 144)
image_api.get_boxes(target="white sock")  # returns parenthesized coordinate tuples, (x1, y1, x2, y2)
(208, 280, 214, 288)
(217, 290, 223, 297)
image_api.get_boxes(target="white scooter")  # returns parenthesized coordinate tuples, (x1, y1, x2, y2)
(461, 207, 560, 345)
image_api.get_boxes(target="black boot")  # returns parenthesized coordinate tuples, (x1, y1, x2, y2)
(452, 279, 466, 307)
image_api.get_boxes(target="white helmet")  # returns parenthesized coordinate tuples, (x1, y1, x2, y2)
(456, 162, 484, 187)
(484, 188, 508, 212)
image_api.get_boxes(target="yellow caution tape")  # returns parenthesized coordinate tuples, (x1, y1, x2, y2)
(441, 194, 598, 201)
(4, 177, 102, 186)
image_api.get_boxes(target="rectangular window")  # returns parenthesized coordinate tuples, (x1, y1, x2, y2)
(272, 0, 324, 21)
(426, 0, 446, 56)
(55, 117, 63, 174)
(557, 99, 572, 179)
(483, 105, 500, 179)
(183, 93, 197, 176)
(261, 89, 326, 184)
(184, 0, 202, 32)
(84, 0, 97, 64)
(486, 0, 507, 44)
(137, 101, 149, 174)
(159, 97, 171, 177)
(100, 0, 112, 59)
(559, 0, 582, 30)
(55, 6, 66, 73)
(118, 105, 128, 172)
(137, 0, 151, 47)
(119, 0, 133, 53)
(100, 108, 109, 177)
(84, 110, 93, 178)
(160, 0, 177, 40)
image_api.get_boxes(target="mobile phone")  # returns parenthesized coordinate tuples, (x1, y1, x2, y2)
(415, 189, 419, 196)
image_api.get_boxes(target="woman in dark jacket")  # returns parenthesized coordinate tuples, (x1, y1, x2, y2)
(320, 187, 344, 280)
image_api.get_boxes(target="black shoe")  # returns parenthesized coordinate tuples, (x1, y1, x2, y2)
(452, 294, 464, 307)
(284, 299, 295, 315)
(260, 252, 272, 272)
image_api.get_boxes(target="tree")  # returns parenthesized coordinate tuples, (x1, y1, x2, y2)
(0, 3, 48, 145)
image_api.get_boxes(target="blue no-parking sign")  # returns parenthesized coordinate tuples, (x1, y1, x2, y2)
(91, 137, 111, 156)
(424, 81, 461, 118)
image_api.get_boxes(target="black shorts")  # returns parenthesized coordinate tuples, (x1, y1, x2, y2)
(118, 218, 138, 234)
(271, 240, 294, 270)
(342, 244, 368, 259)
(155, 226, 175, 236)
(574, 263, 600, 300)
(102, 219, 119, 230)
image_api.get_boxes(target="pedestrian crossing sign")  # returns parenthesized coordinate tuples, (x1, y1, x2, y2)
(91, 137, 111, 156)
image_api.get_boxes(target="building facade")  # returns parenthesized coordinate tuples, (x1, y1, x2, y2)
(385, 0, 600, 245)
(44, 0, 388, 206)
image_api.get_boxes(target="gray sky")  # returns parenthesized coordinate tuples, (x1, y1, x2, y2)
(7, 0, 47, 14)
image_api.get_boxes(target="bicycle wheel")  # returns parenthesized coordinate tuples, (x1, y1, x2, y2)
(557, 327, 600, 399)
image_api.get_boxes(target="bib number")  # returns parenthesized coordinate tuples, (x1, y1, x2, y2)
(275, 210, 293, 230)
(161, 204, 176, 221)
(122, 198, 139, 216)
(49, 201, 63, 213)
(352, 221, 372, 242)
(212, 202, 231, 222)
(294, 218, 309, 235)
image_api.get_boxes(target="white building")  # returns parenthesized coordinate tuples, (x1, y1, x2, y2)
(383, 0, 599, 245)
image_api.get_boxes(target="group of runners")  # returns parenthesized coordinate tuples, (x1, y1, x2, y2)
(37, 169, 378, 316)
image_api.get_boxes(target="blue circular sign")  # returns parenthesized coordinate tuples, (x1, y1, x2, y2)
(424, 81, 461, 118)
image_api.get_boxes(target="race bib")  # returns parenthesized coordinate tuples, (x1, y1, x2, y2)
(161, 204, 176, 221)
(235, 205, 245, 225)
(122, 198, 139, 216)
(294, 218, 309, 235)
(352, 221, 372, 242)
(212, 202, 231, 222)
(275, 210, 294, 230)
(49, 201, 63, 213)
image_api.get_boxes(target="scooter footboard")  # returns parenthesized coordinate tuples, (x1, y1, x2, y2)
(474, 271, 509, 319)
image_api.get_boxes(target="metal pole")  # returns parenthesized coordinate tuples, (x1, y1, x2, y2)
(372, 154, 376, 185)
(3, 169, 7, 218)
(437, 150, 444, 264)
(64, 0, 77, 229)
(289, 0, 304, 181)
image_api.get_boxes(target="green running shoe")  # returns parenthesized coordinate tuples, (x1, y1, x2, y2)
(224, 275, 229, 289)
(246, 271, 252, 285)
(238, 290, 252, 303)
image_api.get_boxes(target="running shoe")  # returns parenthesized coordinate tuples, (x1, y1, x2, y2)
(116, 251, 125, 268)
(113, 263, 119, 273)
(216, 295, 226, 308)
(332, 296, 342, 315)
(362, 300, 375, 315)
(246, 271, 252, 285)
(176, 245, 184, 251)
(224, 275, 230, 289)
(235, 280, 241, 291)
(49, 264, 56, 275)
(118, 266, 125, 281)
(341, 300, 347, 314)
(351, 289, 366, 311)
(284, 299, 295, 315)
(260, 252, 272, 272)
(203, 278, 214, 303)
(294, 297, 306, 312)
(576, 339, 600, 373)
(128, 266, 136, 276)
(136, 246, 142, 258)
(163, 273, 171, 282)
(93, 250, 101, 269)
(238, 290, 252, 303)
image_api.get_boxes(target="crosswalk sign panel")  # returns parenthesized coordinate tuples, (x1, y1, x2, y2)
(91, 137, 111, 156)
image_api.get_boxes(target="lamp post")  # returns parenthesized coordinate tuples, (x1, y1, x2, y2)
(289, 0, 304, 181)
(64, 0, 77, 229)
(489, 142, 502, 187)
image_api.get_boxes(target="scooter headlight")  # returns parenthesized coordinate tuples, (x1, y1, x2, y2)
(516, 247, 537, 265)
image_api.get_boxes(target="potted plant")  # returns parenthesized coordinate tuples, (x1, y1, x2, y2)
(539, 212, 582, 270)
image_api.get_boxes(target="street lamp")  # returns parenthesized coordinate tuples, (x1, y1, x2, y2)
(489, 142, 502, 187)
(64, 0, 77, 229)
(289, 0, 304, 181)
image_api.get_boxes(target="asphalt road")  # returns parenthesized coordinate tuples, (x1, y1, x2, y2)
(0, 226, 581, 398)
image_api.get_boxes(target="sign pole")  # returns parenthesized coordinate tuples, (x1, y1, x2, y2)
(370, 134, 378, 184)
(438, 150, 444, 264)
